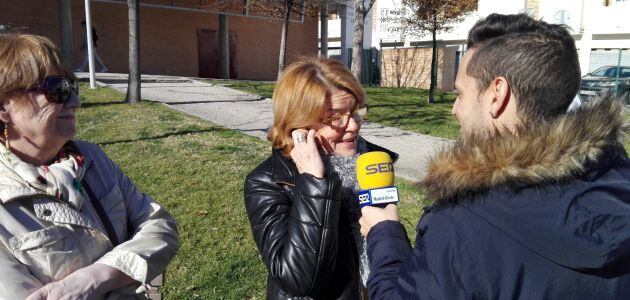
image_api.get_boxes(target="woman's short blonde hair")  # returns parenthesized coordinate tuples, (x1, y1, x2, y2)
(269, 56, 365, 157)
(0, 33, 74, 101)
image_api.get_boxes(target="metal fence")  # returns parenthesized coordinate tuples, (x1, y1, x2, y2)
(589, 49, 630, 71)
(347, 48, 381, 86)
(580, 48, 630, 105)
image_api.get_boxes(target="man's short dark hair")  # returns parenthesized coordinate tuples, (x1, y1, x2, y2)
(466, 14, 581, 121)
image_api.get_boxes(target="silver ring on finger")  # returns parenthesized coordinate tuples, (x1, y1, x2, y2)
(296, 134, 306, 144)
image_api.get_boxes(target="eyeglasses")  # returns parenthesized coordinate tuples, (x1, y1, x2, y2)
(29, 76, 79, 104)
(321, 106, 368, 128)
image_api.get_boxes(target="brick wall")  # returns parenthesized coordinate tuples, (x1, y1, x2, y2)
(381, 46, 457, 90)
(0, 1, 62, 43)
(0, 0, 318, 80)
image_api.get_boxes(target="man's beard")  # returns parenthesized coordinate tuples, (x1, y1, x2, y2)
(459, 100, 493, 144)
(460, 123, 494, 144)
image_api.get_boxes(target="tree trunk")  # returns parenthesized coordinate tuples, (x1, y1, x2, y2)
(59, 0, 73, 64)
(339, 3, 350, 66)
(351, 0, 365, 80)
(320, 0, 328, 57)
(278, 0, 293, 78)
(126, 0, 140, 104)
(427, 16, 437, 104)
(219, 13, 230, 79)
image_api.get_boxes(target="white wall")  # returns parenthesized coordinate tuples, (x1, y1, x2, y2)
(477, 0, 526, 17)
(538, 0, 582, 33)
(372, 0, 403, 44)
(584, 0, 630, 34)
(320, 0, 630, 70)
(370, 0, 519, 47)
(320, 0, 377, 51)
(562, 0, 630, 73)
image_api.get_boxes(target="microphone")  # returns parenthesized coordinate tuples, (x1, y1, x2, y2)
(356, 151, 399, 208)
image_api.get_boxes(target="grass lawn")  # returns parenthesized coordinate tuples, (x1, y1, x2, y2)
(210, 79, 630, 146)
(209, 80, 461, 140)
(209, 79, 276, 99)
(363, 86, 459, 139)
(76, 84, 429, 299)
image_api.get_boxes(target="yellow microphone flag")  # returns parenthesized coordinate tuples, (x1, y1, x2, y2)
(356, 151, 395, 190)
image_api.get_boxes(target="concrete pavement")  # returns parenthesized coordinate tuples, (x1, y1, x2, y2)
(78, 73, 451, 181)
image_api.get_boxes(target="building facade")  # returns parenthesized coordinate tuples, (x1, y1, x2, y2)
(1, 0, 318, 80)
(321, 0, 630, 90)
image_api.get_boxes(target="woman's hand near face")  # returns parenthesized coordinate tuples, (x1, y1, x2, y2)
(290, 129, 325, 178)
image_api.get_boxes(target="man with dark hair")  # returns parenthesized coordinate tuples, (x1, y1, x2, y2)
(359, 13, 630, 299)
(465, 14, 582, 121)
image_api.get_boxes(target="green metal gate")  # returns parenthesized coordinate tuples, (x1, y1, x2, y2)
(347, 48, 381, 86)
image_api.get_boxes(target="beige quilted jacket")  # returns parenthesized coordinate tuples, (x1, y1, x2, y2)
(0, 141, 179, 299)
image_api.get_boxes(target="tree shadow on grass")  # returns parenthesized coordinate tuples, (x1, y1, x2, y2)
(369, 103, 421, 108)
(250, 85, 274, 99)
(98, 127, 222, 146)
(165, 97, 265, 105)
(368, 110, 455, 128)
(81, 101, 126, 108)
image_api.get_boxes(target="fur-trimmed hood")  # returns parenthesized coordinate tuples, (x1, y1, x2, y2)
(422, 99, 628, 201)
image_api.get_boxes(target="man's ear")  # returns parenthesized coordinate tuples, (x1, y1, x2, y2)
(0, 101, 12, 124)
(489, 76, 510, 118)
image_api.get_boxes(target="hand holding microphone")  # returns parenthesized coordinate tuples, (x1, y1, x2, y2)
(356, 151, 399, 208)
(356, 151, 400, 237)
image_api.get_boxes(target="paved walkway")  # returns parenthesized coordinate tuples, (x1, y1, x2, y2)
(79, 73, 451, 181)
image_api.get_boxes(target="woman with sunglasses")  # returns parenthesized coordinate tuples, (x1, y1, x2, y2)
(244, 56, 397, 299)
(0, 34, 179, 299)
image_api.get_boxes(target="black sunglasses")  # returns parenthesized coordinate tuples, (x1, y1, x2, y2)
(29, 76, 79, 104)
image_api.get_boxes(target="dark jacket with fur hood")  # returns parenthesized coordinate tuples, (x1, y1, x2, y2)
(366, 100, 630, 299)
(244, 139, 397, 300)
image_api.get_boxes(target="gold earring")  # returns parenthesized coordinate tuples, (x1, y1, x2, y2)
(4, 123, 9, 150)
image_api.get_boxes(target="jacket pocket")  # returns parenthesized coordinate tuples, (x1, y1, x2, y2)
(8, 226, 87, 283)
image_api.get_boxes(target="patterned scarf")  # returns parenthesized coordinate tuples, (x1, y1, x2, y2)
(0, 142, 86, 209)
(322, 138, 371, 287)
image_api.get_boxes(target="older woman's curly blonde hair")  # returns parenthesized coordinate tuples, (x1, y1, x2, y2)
(268, 56, 365, 157)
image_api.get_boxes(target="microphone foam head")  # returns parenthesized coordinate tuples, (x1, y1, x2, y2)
(356, 151, 395, 190)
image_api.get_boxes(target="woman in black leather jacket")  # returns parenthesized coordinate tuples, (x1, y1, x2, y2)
(244, 57, 396, 299)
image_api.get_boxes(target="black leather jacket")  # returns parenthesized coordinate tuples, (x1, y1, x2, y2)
(244, 140, 397, 299)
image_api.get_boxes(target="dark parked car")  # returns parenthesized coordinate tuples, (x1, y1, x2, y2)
(579, 65, 630, 104)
